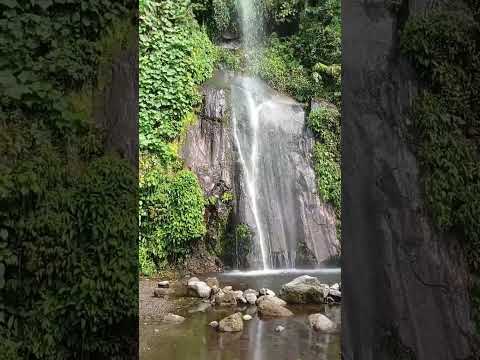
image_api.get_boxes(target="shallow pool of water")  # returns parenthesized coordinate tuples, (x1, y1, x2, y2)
(140, 269, 341, 360)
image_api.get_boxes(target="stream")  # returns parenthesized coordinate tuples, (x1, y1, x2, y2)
(140, 269, 341, 360)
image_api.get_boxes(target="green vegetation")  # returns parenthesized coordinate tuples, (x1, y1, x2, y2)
(139, 0, 218, 274)
(140, 156, 206, 272)
(309, 106, 341, 216)
(140, 0, 342, 272)
(399, 1, 480, 331)
(0, 1, 137, 358)
(254, 0, 341, 103)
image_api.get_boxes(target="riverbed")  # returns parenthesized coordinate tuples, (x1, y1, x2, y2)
(140, 269, 341, 360)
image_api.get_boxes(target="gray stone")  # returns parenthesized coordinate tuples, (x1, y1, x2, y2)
(205, 277, 220, 288)
(218, 312, 244, 332)
(209, 321, 219, 328)
(308, 313, 334, 332)
(163, 313, 185, 324)
(232, 290, 247, 304)
(328, 288, 341, 301)
(242, 314, 252, 321)
(256, 295, 287, 307)
(259, 288, 275, 297)
(245, 292, 257, 305)
(275, 325, 285, 332)
(244, 289, 259, 296)
(279, 275, 329, 304)
(214, 290, 237, 306)
(187, 277, 200, 286)
(257, 297, 293, 318)
(188, 281, 211, 298)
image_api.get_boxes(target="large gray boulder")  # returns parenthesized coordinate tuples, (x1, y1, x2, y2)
(279, 275, 329, 304)
(213, 289, 237, 306)
(188, 280, 211, 298)
(256, 295, 287, 307)
(218, 312, 244, 332)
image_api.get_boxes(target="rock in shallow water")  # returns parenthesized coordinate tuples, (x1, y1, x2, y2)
(279, 275, 329, 304)
(218, 312, 244, 332)
(188, 281, 211, 298)
(308, 313, 334, 332)
(163, 313, 185, 324)
(209, 321, 219, 328)
(245, 292, 257, 305)
(257, 297, 293, 318)
(275, 325, 285, 332)
(259, 288, 275, 297)
(242, 314, 252, 321)
(214, 289, 237, 306)
(205, 277, 220, 288)
(256, 295, 287, 307)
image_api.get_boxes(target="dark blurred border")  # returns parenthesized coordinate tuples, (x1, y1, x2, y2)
(1, 2, 139, 359)
(342, 0, 479, 359)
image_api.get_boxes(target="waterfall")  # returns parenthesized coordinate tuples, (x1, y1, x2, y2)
(233, 0, 270, 269)
(228, 0, 338, 270)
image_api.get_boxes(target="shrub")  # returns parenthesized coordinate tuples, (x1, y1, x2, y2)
(252, 35, 313, 101)
(139, 160, 206, 272)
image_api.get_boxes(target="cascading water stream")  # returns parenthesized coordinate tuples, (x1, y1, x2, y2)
(228, 0, 338, 270)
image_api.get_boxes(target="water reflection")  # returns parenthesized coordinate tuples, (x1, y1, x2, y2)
(140, 270, 341, 360)
(140, 307, 340, 360)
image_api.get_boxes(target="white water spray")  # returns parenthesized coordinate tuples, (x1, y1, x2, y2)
(232, 86, 272, 269)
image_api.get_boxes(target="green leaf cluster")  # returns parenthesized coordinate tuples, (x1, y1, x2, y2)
(0, 123, 138, 359)
(139, 161, 206, 272)
(140, 0, 218, 149)
(249, 0, 341, 104)
(308, 106, 341, 217)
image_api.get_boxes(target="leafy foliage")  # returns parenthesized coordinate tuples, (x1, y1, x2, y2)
(1, 119, 137, 359)
(0, 1, 138, 357)
(139, 0, 218, 152)
(139, 0, 218, 274)
(309, 106, 341, 215)
(251, 35, 313, 102)
(140, 162, 206, 272)
(249, 0, 341, 104)
(400, 1, 480, 331)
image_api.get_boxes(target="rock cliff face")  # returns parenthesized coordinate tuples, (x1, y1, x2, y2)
(182, 73, 339, 268)
(95, 36, 138, 168)
(342, 1, 474, 359)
